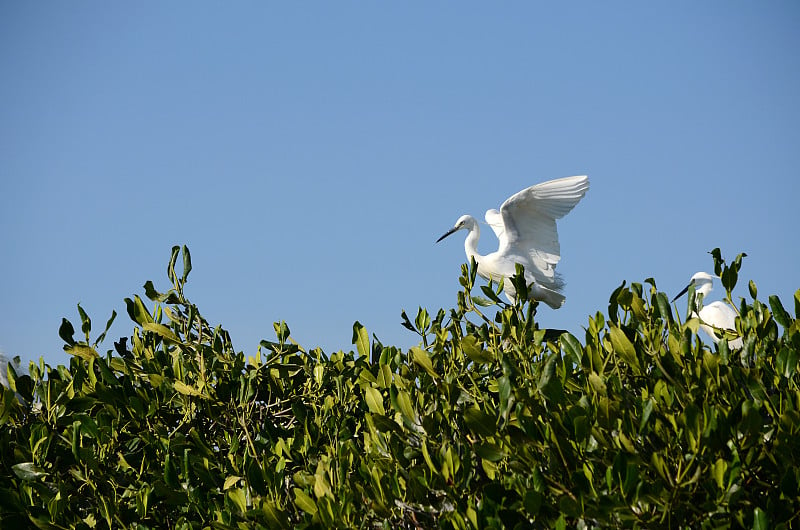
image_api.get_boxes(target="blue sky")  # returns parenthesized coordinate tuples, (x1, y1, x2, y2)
(1, 2, 798, 367)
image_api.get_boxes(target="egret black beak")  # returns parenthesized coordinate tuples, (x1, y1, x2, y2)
(436, 226, 459, 243)
(671, 283, 691, 303)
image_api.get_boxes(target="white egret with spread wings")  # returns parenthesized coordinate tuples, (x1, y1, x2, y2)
(436, 175, 590, 309)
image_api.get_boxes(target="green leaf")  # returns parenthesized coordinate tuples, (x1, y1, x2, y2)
(59, 318, 76, 346)
(395, 389, 416, 421)
(769, 295, 791, 329)
(471, 296, 494, 307)
(174, 381, 203, 397)
(262, 502, 290, 529)
(710, 248, 724, 276)
(608, 325, 640, 372)
(463, 406, 496, 436)
(125, 295, 154, 325)
(64, 343, 99, 360)
(77, 303, 92, 338)
(293, 488, 317, 515)
(640, 398, 654, 432)
(227, 488, 247, 513)
(12, 462, 48, 481)
(353, 321, 369, 358)
(410, 347, 437, 379)
(168, 245, 180, 284)
(795, 289, 800, 318)
(95, 310, 117, 345)
(143, 322, 180, 343)
(479, 285, 503, 305)
(561, 333, 583, 365)
(776, 347, 798, 378)
(537, 357, 564, 403)
(752, 507, 768, 530)
(588, 372, 607, 396)
(181, 245, 192, 282)
(712, 458, 727, 489)
(364, 386, 385, 415)
(655, 292, 673, 323)
(524, 490, 542, 515)
(223, 475, 241, 490)
(462, 335, 493, 363)
(476, 442, 504, 462)
(421, 440, 438, 475)
(415, 307, 431, 332)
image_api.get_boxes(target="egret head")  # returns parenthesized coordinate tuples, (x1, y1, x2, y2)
(689, 272, 715, 297)
(436, 215, 476, 243)
(672, 271, 715, 302)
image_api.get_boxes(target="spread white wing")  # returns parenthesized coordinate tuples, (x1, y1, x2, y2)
(495, 175, 589, 287)
(484, 209, 505, 240)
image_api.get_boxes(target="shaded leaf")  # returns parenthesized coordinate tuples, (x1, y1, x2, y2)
(59, 318, 76, 346)
(769, 295, 791, 329)
(463, 406, 496, 436)
(476, 442, 504, 462)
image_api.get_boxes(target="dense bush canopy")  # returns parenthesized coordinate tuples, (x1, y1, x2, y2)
(2, 246, 799, 529)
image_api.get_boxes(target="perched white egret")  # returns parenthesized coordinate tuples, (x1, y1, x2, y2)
(673, 272, 743, 349)
(436, 175, 589, 309)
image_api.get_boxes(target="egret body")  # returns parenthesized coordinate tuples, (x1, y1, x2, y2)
(437, 175, 589, 309)
(673, 272, 743, 349)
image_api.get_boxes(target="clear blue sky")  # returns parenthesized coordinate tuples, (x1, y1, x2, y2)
(1, 2, 798, 367)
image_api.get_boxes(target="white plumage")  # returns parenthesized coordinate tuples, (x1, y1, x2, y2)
(437, 175, 590, 309)
(673, 272, 743, 349)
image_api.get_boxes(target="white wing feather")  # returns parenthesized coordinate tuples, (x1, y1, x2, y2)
(485, 209, 505, 240)
(496, 175, 589, 287)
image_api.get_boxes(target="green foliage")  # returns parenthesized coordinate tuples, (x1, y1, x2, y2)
(2, 245, 799, 528)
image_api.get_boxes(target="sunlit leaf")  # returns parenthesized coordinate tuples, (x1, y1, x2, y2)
(410, 347, 437, 379)
(353, 321, 369, 358)
(227, 488, 247, 513)
(143, 322, 180, 343)
(12, 462, 48, 481)
(364, 386, 385, 415)
(174, 381, 203, 397)
(561, 333, 583, 365)
(471, 295, 494, 307)
(294, 488, 317, 515)
(395, 389, 415, 421)
(223, 475, 241, 490)
(462, 335, 493, 363)
(608, 325, 640, 372)
(64, 343, 99, 360)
